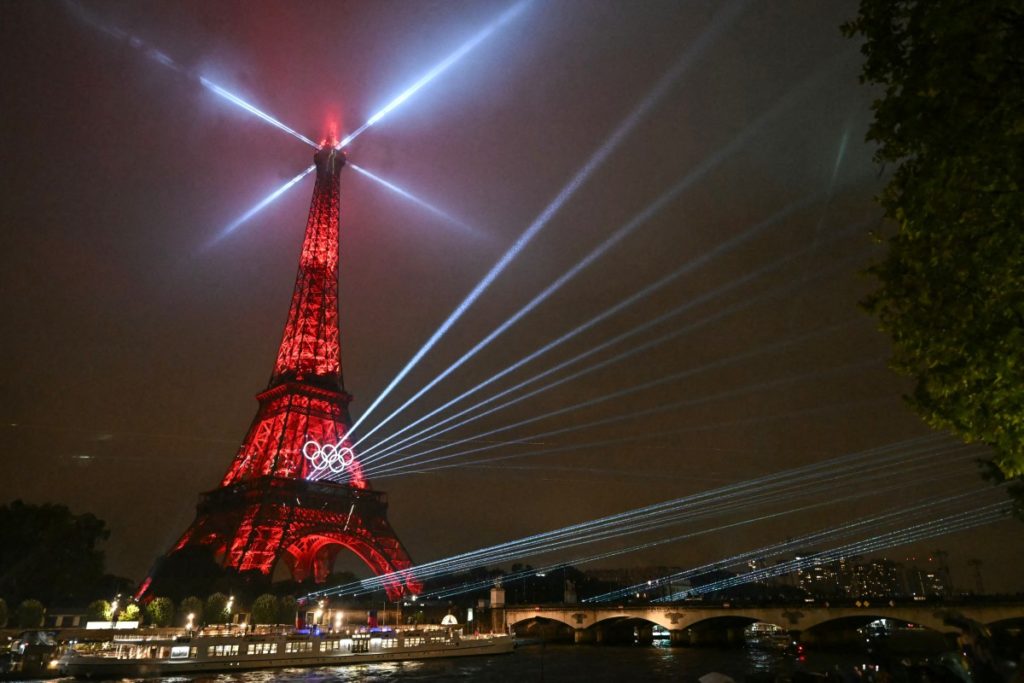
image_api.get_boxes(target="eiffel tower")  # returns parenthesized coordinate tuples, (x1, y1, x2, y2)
(142, 143, 420, 599)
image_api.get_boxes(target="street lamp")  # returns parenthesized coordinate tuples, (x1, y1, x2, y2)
(186, 612, 195, 635)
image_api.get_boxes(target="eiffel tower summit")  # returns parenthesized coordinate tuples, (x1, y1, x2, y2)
(142, 142, 420, 600)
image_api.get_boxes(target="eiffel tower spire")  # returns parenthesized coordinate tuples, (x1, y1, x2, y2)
(271, 144, 346, 389)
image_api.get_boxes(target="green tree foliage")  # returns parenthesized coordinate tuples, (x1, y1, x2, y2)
(86, 599, 109, 621)
(178, 596, 203, 627)
(251, 594, 280, 625)
(203, 592, 229, 625)
(0, 501, 110, 605)
(145, 597, 174, 627)
(844, 1, 1024, 507)
(117, 603, 140, 623)
(15, 599, 45, 628)
(0, 597, 7, 628)
(277, 595, 297, 626)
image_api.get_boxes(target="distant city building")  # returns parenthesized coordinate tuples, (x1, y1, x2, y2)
(794, 551, 843, 596)
(774, 550, 951, 599)
(847, 559, 904, 598)
(746, 557, 770, 585)
(589, 549, 957, 602)
(903, 554, 950, 597)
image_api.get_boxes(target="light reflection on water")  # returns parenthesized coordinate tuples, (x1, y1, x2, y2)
(52, 644, 861, 683)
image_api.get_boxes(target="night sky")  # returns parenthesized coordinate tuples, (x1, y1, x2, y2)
(3, 0, 1022, 594)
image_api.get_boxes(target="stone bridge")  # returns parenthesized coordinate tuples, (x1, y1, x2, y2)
(501, 603, 1024, 645)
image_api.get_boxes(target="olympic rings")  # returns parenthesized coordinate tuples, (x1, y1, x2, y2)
(303, 439, 356, 474)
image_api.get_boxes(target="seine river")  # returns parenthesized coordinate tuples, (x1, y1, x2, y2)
(50, 643, 862, 683)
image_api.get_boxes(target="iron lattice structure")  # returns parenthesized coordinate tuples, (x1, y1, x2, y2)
(146, 145, 420, 599)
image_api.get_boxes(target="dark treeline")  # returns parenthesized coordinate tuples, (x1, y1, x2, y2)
(0, 500, 132, 608)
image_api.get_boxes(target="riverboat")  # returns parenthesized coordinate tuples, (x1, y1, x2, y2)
(58, 626, 513, 678)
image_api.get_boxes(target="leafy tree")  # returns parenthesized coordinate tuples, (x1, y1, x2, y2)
(92, 600, 140, 624)
(0, 598, 7, 628)
(843, 0, 1024, 510)
(178, 596, 203, 628)
(0, 501, 110, 605)
(117, 603, 140, 623)
(251, 594, 279, 625)
(145, 597, 174, 627)
(203, 592, 229, 625)
(277, 595, 297, 626)
(86, 599, 109, 621)
(102, 600, 124, 621)
(15, 599, 45, 628)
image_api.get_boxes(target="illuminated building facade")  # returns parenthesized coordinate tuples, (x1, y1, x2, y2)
(780, 552, 951, 599)
(143, 144, 420, 599)
(794, 551, 843, 596)
(846, 558, 903, 598)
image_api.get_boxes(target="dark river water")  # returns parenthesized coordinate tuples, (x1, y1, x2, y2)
(45, 643, 866, 683)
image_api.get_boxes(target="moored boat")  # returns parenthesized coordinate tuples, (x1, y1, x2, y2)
(59, 626, 513, 678)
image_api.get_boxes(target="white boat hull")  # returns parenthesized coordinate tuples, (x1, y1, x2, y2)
(61, 632, 513, 678)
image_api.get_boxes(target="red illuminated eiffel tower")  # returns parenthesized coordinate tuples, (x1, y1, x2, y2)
(143, 143, 420, 599)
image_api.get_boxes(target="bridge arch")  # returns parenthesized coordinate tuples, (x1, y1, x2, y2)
(798, 609, 947, 633)
(509, 615, 577, 641)
(592, 614, 663, 629)
(508, 612, 578, 631)
(671, 614, 766, 647)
